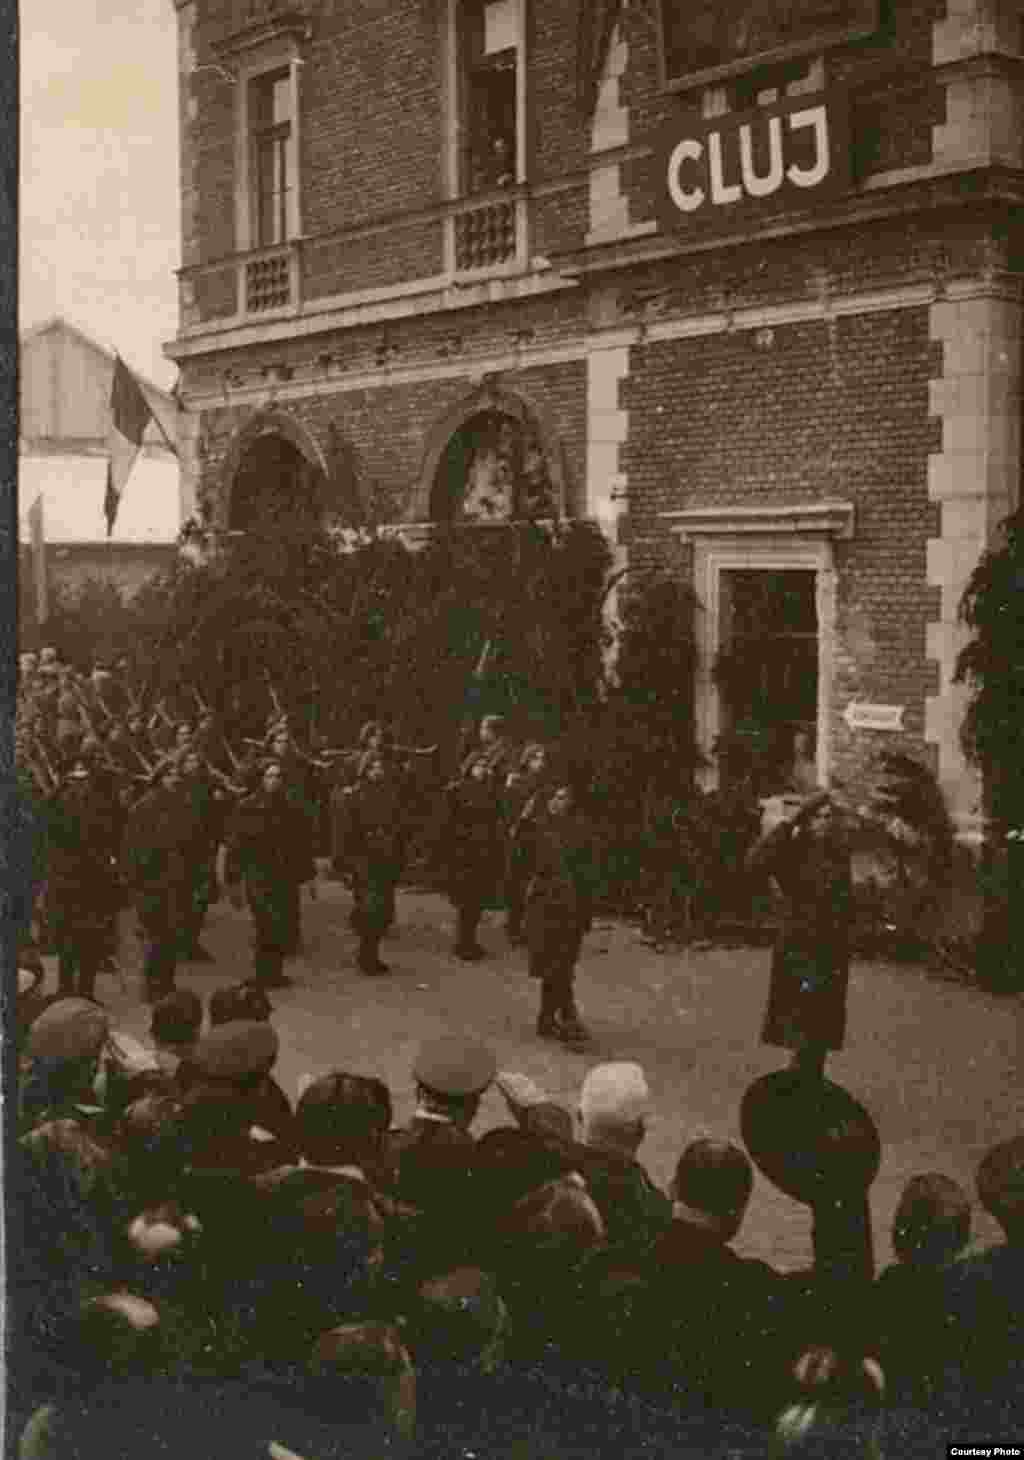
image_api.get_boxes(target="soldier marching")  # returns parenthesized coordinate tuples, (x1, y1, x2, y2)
(15, 645, 610, 1045)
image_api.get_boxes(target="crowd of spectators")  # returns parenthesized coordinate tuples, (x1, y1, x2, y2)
(11, 981, 1022, 1459)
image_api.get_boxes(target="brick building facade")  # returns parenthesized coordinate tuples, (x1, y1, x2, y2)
(167, 0, 1024, 842)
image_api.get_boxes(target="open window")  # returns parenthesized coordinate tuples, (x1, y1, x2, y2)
(459, 0, 520, 194)
(716, 568, 819, 793)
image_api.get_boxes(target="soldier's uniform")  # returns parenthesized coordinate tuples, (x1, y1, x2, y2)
(384, 1037, 496, 1283)
(335, 756, 408, 975)
(178, 756, 222, 960)
(502, 745, 553, 943)
(123, 772, 193, 1002)
(442, 757, 505, 961)
(224, 767, 316, 988)
(45, 763, 120, 1001)
(520, 790, 595, 1043)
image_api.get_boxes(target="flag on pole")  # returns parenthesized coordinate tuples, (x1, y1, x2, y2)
(105, 355, 156, 536)
(28, 492, 48, 623)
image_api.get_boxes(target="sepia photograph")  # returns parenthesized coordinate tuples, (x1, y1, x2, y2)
(11, 1, 1023, 1456)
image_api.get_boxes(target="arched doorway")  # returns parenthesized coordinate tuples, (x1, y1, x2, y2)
(429, 406, 558, 524)
(228, 430, 326, 532)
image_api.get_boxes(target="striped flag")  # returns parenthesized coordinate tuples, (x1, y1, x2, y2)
(28, 492, 48, 623)
(105, 355, 156, 537)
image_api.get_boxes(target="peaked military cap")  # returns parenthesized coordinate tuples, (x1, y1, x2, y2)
(413, 1036, 496, 1098)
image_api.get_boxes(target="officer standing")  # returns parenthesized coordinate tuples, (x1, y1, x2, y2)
(745, 789, 855, 1081)
(520, 781, 595, 1046)
(224, 759, 317, 989)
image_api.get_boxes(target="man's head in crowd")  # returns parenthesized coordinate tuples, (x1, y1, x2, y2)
(977, 1135, 1024, 1245)
(151, 990, 203, 1055)
(671, 1138, 755, 1243)
(208, 982, 273, 1028)
(310, 1321, 416, 1444)
(411, 1268, 507, 1372)
(891, 1172, 971, 1269)
(23, 998, 110, 1122)
(413, 1037, 496, 1129)
(578, 1061, 651, 1157)
(499, 1174, 606, 1265)
(296, 1072, 393, 1168)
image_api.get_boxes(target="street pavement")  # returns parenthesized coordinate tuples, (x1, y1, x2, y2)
(60, 870, 1021, 1275)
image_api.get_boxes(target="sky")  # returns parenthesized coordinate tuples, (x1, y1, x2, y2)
(20, 0, 181, 389)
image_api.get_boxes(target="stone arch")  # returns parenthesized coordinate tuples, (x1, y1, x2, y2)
(410, 383, 568, 524)
(220, 409, 330, 531)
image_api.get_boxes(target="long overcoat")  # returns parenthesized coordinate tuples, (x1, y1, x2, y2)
(522, 808, 595, 969)
(746, 816, 853, 1051)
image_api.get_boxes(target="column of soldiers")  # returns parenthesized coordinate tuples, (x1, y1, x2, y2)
(16, 651, 596, 1046)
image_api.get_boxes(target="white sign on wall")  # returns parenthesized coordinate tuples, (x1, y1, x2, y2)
(842, 702, 905, 732)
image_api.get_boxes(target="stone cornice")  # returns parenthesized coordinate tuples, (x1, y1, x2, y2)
(661, 501, 855, 541)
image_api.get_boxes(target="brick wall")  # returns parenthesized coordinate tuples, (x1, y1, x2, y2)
(302, 0, 443, 236)
(622, 301, 943, 778)
(304, 222, 445, 302)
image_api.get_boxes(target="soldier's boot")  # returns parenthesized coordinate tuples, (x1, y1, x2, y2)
(536, 981, 560, 1040)
(357, 933, 389, 976)
(454, 908, 486, 961)
(556, 985, 590, 1047)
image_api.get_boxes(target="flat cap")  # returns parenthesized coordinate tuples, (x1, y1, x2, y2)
(27, 998, 109, 1061)
(191, 1020, 279, 1081)
(414, 1036, 496, 1098)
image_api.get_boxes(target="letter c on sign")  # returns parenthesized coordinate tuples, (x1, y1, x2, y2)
(667, 138, 704, 213)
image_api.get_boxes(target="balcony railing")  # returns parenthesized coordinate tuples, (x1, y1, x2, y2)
(245, 248, 292, 312)
(453, 196, 517, 272)
(178, 195, 529, 333)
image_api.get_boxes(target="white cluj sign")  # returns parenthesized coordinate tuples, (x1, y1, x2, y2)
(843, 702, 905, 732)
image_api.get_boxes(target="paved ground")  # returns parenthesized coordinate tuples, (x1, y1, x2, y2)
(64, 871, 1021, 1274)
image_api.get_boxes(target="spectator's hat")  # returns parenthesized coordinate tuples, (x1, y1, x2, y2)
(27, 997, 109, 1061)
(977, 1135, 1024, 1221)
(741, 1071, 880, 1204)
(191, 1020, 279, 1081)
(414, 1037, 496, 1098)
(579, 1062, 652, 1129)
